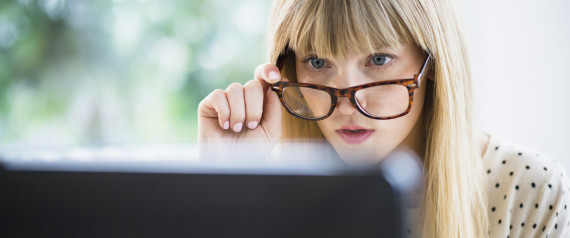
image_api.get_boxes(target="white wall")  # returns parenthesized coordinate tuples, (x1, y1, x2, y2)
(462, 0, 570, 169)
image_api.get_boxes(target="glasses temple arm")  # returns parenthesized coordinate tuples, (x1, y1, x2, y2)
(417, 53, 431, 87)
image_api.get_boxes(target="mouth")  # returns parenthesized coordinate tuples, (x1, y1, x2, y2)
(335, 127, 374, 145)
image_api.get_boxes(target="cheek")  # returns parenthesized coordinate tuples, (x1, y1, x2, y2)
(375, 84, 426, 148)
(378, 84, 426, 139)
(316, 120, 334, 137)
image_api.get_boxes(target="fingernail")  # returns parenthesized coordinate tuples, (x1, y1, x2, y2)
(248, 121, 258, 129)
(223, 121, 229, 130)
(233, 122, 242, 132)
(269, 71, 280, 81)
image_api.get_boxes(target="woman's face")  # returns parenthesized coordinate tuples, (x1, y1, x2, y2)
(294, 45, 428, 164)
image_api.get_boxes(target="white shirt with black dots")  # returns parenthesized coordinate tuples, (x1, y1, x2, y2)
(404, 133, 570, 237)
(485, 133, 570, 238)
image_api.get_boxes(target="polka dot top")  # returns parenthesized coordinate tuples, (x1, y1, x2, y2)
(484, 133, 570, 238)
(404, 133, 570, 237)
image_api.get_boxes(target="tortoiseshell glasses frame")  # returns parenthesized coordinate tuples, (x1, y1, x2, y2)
(270, 50, 431, 121)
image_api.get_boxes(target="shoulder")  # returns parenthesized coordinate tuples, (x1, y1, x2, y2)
(483, 133, 570, 237)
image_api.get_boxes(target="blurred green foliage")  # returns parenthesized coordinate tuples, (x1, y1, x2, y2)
(0, 0, 269, 145)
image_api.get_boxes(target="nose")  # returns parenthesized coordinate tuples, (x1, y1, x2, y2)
(329, 64, 366, 116)
(335, 96, 358, 115)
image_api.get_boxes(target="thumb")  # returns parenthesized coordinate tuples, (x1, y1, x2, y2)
(260, 78, 287, 141)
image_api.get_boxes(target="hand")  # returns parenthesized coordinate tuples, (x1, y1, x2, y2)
(197, 63, 285, 160)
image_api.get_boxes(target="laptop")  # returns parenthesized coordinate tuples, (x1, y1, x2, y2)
(0, 144, 421, 238)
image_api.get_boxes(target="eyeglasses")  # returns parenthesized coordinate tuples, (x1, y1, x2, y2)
(270, 50, 432, 121)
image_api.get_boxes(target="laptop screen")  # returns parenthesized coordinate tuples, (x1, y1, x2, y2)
(0, 143, 421, 238)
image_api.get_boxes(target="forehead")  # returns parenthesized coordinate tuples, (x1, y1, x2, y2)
(285, 0, 413, 60)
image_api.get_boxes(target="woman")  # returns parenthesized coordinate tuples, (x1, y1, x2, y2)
(198, 0, 570, 237)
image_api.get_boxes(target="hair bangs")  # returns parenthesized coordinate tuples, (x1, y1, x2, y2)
(285, 0, 413, 59)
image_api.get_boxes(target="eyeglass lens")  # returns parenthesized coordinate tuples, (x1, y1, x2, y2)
(281, 84, 409, 119)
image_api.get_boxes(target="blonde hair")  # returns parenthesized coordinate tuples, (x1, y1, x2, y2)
(265, 0, 488, 237)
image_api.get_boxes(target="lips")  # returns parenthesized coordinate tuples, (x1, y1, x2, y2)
(336, 126, 374, 144)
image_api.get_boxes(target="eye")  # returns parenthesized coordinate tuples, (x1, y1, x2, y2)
(369, 54, 393, 66)
(308, 58, 326, 69)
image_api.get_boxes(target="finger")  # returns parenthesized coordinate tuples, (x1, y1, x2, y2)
(260, 78, 286, 141)
(254, 63, 281, 88)
(199, 89, 230, 130)
(225, 83, 246, 132)
(244, 80, 264, 130)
